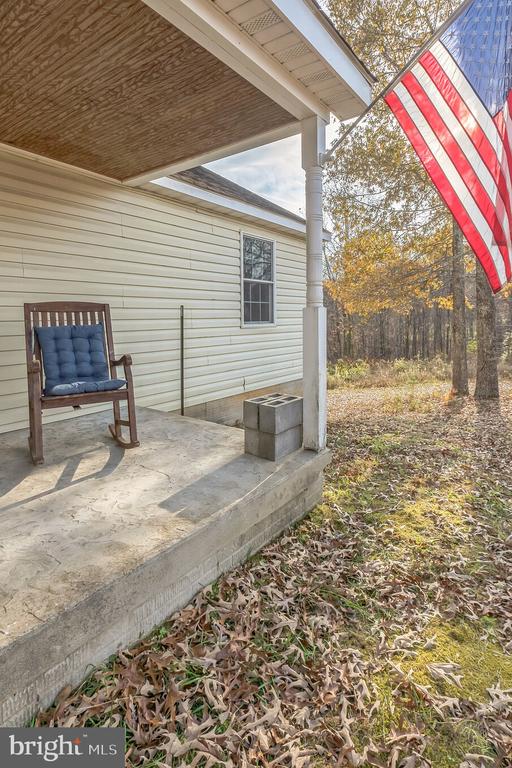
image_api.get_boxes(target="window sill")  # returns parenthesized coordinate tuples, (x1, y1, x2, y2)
(241, 322, 277, 329)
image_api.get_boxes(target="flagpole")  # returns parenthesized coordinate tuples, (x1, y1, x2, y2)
(321, 0, 475, 164)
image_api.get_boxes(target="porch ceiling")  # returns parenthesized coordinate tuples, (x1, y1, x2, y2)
(0, 0, 296, 181)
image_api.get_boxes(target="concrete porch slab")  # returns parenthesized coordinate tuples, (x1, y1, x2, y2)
(0, 408, 329, 726)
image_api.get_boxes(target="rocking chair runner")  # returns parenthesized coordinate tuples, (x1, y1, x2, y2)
(24, 301, 139, 465)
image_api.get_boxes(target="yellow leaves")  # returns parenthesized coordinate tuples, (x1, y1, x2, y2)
(325, 228, 448, 316)
(436, 295, 453, 310)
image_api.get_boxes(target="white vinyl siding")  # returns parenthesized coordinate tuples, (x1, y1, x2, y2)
(0, 150, 306, 434)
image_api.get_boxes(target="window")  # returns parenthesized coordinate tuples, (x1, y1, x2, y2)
(242, 234, 275, 325)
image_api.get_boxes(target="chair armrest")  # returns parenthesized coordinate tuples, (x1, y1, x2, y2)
(27, 360, 41, 375)
(110, 354, 133, 368)
(110, 354, 135, 389)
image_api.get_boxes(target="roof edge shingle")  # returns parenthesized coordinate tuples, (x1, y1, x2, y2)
(172, 166, 305, 225)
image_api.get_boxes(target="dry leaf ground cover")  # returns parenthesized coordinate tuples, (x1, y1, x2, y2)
(36, 384, 512, 767)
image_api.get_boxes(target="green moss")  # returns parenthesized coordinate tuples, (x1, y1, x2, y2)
(372, 486, 471, 549)
(423, 721, 495, 768)
(353, 669, 495, 768)
(402, 620, 512, 702)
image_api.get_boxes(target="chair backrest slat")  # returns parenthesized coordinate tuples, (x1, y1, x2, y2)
(24, 302, 114, 385)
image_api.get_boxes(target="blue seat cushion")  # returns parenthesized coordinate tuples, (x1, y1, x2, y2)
(35, 324, 126, 397)
(45, 379, 126, 397)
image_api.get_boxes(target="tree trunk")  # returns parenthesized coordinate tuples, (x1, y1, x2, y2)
(379, 312, 386, 358)
(345, 316, 352, 358)
(433, 305, 442, 354)
(451, 221, 469, 395)
(506, 294, 512, 361)
(331, 298, 344, 361)
(474, 259, 499, 399)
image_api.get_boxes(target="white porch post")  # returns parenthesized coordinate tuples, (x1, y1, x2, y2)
(301, 115, 327, 451)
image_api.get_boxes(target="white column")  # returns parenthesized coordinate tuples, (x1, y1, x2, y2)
(301, 115, 327, 451)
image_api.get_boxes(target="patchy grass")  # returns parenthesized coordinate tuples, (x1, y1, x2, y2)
(327, 357, 451, 390)
(36, 383, 512, 767)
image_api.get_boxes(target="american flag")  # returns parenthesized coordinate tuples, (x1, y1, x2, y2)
(385, 0, 512, 293)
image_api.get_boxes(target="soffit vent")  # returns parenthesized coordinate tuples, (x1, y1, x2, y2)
(240, 9, 281, 35)
(301, 70, 332, 86)
(278, 41, 310, 63)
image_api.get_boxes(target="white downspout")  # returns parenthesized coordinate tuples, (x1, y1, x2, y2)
(301, 115, 327, 451)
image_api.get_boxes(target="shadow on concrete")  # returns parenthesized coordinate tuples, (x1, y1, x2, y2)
(159, 452, 275, 523)
(0, 444, 124, 515)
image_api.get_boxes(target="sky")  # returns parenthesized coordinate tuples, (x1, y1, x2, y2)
(207, 123, 339, 218)
(206, 1, 338, 218)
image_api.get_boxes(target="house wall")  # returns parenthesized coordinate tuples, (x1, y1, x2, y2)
(0, 149, 306, 434)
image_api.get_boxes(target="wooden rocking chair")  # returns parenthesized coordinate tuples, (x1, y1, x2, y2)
(24, 301, 139, 465)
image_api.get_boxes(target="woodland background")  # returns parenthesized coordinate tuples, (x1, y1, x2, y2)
(324, 0, 512, 390)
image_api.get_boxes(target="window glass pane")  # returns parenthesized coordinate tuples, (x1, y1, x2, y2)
(250, 282, 261, 302)
(244, 236, 273, 281)
(243, 279, 274, 324)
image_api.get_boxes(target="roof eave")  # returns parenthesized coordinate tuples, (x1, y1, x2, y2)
(305, 0, 376, 84)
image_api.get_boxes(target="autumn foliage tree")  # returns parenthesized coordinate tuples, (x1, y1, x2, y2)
(324, 0, 467, 368)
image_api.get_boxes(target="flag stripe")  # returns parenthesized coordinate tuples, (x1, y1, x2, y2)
(420, 48, 512, 235)
(393, 81, 507, 286)
(499, 94, 512, 194)
(430, 42, 504, 149)
(402, 70, 511, 278)
(390, 83, 505, 288)
(385, 7, 512, 292)
(429, 41, 512, 247)
(413, 58, 512, 249)
(385, 89, 502, 290)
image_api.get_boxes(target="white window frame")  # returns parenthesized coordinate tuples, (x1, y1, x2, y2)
(240, 232, 277, 328)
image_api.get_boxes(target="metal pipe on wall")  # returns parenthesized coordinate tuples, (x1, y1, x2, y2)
(180, 305, 185, 416)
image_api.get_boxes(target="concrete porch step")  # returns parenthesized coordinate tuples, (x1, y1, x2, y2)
(0, 407, 329, 725)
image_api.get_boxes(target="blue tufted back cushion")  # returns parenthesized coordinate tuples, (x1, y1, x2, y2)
(35, 324, 110, 393)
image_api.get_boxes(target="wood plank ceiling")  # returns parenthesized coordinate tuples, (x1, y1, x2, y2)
(0, 0, 295, 180)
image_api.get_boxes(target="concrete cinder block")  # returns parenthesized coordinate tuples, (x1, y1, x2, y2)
(244, 426, 261, 456)
(258, 425, 303, 462)
(259, 396, 303, 435)
(243, 393, 284, 430)
(243, 397, 266, 430)
(244, 394, 303, 461)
